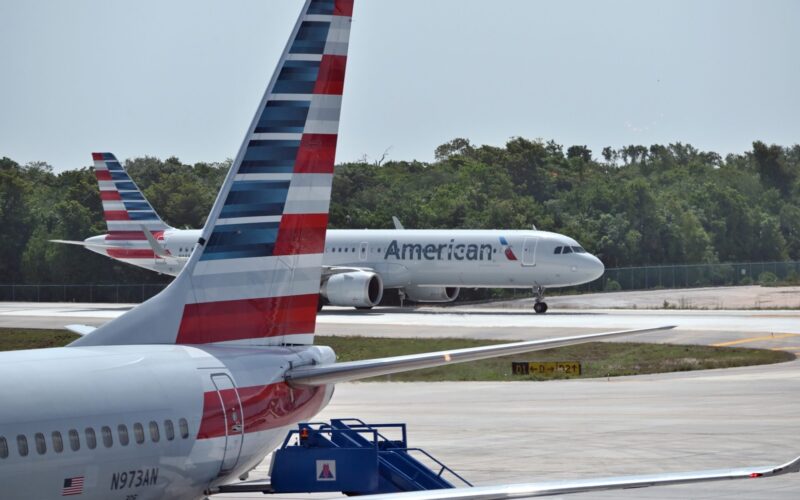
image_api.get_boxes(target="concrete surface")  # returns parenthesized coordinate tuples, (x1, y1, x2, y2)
(488, 285, 800, 310)
(217, 361, 800, 499)
(2, 290, 799, 498)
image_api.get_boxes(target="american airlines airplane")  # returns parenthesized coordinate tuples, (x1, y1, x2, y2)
(58, 152, 603, 313)
(5, 1, 798, 499)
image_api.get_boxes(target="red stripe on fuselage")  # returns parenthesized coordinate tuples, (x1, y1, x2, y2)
(107, 248, 157, 259)
(313, 55, 347, 95)
(294, 134, 337, 174)
(100, 191, 122, 201)
(334, 0, 354, 17)
(104, 210, 130, 221)
(197, 382, 325, 439)
(176, 294, 318, 344)
(273, 213, 328, 256)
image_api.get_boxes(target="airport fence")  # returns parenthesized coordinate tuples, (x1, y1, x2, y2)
(576, 259, 800, 293)
(0, 260, 798, 303)
(0, 284, 168, 303)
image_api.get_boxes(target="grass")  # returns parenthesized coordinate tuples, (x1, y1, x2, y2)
(1, 329, 792, 382)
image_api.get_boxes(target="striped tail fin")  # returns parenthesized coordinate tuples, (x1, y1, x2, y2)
(72, 0, 353, 347)
(92, 152, 171, 238)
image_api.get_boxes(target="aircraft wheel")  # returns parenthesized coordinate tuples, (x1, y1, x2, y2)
(533, 302, 548, 314)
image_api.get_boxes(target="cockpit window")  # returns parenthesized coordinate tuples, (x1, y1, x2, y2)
(562, 246, 573, 254)
(554, 246, 562, 254)
(572, 246, 586, 253)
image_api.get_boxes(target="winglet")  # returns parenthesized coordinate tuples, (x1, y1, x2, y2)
(763, 454, 800, 476)
(392, 216, 404, 230)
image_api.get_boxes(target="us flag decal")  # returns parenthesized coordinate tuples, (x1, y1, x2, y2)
(62, 476, 84, 496)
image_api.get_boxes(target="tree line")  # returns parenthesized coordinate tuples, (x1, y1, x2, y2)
(1, 139, 799, 285)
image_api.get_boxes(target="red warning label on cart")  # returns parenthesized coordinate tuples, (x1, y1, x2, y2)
(316, 460, 337, 481)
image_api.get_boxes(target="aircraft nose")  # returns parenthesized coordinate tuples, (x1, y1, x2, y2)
(587, 254, 605, 281)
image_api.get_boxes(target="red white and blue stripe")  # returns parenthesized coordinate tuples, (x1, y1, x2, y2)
(73, 1, 355, 349)
(93, 152, 170, 238)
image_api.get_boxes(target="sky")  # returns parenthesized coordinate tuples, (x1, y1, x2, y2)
(1, 0, 798, 171)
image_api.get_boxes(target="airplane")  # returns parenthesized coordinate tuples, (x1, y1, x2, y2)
(55, 156, 603, 314)
(4, 1, 798, 499)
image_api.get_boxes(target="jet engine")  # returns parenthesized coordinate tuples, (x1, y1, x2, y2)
(403, 285, 460, 303)
(322, 271, 384, 308)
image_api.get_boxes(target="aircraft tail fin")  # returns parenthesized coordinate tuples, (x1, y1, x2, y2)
(92, 152, 171, 239)
(73, 0, 353, 348)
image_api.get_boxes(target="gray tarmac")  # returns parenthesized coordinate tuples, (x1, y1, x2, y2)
(2, 290, 800, 498)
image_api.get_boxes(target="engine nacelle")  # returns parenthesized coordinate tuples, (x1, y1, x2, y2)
(322, 271, 384, 308)
(403, 285, 460, 303)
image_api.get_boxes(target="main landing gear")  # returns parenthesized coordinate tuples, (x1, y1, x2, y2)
(533, 286, 548, 314)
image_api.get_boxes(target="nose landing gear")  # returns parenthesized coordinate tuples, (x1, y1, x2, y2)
(533, 286, 548, 314)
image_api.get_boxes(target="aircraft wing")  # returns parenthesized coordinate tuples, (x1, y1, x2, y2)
(317, 454, 800, 500)
(285, 326, 674, 385)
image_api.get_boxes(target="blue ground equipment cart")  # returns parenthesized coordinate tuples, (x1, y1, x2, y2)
(218, 419, 471, 495)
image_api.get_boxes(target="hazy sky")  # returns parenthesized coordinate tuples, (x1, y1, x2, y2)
(1, 0, 798, 171)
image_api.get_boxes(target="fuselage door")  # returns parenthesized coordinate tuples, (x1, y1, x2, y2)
(521, 237, 538, 267)
(210, 373, 244, 477)
(359, 242, 369, 261)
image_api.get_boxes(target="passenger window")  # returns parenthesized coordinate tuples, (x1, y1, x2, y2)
(85, 428, 97, 450)
(52, 431, 64, 453)
(118, 425, 129, 446)
(554, 246, 562, 254)
(35, 433, 46, 455)
(101, 426, 113, 448)
(133, 423, 145, 444)
(164, 420, 175, 441)
(149, 421, 160, 443)
(0, 436, 7, 458)
(562, 246, 573, 254)
(179, 418, 190, 439)
(68, 430, 80, 451)
(17, 435, 28, 457)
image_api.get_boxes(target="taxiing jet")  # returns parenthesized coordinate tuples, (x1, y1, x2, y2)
(9, 2, 794, 499)
(57, 152, 603, 313)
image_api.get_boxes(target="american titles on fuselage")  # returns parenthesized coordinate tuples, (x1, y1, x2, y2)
(382, 239, 495, 262)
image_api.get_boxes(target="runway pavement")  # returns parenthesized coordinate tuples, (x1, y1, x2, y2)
(2, 302, 799, 353)
(218, 361, 800, 499)
(2, 300, 799, 498)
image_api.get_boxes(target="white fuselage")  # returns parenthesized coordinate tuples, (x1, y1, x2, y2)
(86, 229, 604, 290)
(0, 345, 335, 500)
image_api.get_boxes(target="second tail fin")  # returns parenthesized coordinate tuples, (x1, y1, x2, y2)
(92, 152, 170, 239)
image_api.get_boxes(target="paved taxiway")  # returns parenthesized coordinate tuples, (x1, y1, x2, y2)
(2, 300, 799, 498)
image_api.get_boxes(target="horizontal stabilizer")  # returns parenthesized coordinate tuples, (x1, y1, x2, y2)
(64, 324, 97, 336)
(322, 454, 800, 499)
(285, 326, 675, 385)
(49, 239, 116, 249)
